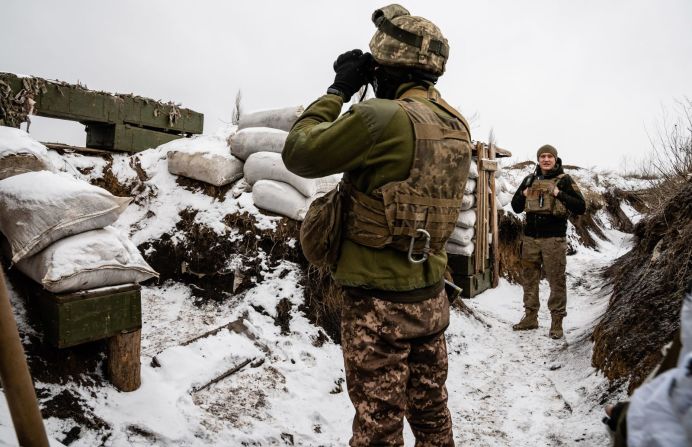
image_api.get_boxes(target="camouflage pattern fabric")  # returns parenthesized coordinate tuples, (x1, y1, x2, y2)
(340, 288, 454, 446)
(345, 93, 471, 254)
(521, 236, 567, 317)
(369, 5, 449, 76)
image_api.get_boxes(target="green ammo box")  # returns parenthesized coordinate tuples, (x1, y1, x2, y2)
(447, 254, 489, 276)
(34, 284, 142, 348)
(453, 269, 492, 299)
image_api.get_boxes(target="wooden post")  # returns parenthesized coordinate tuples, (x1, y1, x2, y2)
(0, 269, 49, 447)
(489, 142, 500, 288)
(107, 328, 141, 392)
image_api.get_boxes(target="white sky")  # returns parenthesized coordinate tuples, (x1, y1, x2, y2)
(2, 0, 691, 170)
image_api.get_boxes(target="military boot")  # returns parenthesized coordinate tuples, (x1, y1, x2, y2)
(512, 311, 538, 331)
(549, 316, 564, 339)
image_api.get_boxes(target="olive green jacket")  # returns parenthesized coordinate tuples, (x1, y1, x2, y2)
(283, 83, 458, 292)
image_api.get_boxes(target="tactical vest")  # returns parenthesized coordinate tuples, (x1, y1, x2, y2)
(344, 89, 472, 254)
(525, 174, 568, 218)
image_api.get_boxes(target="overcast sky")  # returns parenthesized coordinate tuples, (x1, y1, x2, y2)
(2, 0, 691, 170)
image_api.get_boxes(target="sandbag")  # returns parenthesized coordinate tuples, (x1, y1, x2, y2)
(465, 178, 476, 195)
(0, 171, 131, 262)
(237, 105, 304, 132)
(251, 180, 313, 221)
(244, 152, 340, 197)
(461, 194, 476, 211)
(468, 159, 478, 179)
(17, 226, 158, 293)
(229, 128, 288, 161)
(456, 209, 477, 229)
(168, 150, 243, 186)
(0, 127, 53, 180)
(449, 226, 474, 246)
(445, 240, 475, 256)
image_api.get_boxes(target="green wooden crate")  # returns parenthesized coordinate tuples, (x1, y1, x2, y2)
(453, 269, 492, 299)
(35, 284, 142, 348)
(0, 72, 204, 152)
(447, 254, 489, 276)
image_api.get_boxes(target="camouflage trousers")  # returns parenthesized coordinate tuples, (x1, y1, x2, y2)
(521, 236, 567, 316)
(340, 288, 454, 447)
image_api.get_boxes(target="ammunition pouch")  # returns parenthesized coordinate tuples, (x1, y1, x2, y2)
(525, 175, 568, 218)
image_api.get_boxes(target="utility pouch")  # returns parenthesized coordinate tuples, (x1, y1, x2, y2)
(299, 179, 350, 269)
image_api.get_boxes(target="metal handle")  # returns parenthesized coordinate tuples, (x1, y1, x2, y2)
(408, 229, 431, 264)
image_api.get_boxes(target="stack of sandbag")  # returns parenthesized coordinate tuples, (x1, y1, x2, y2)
(446, 159, 479, 257)
(166, 135, 244, 187)
(0, 170, 157, 293)
(0, 127, 54, 180)
(446, 158, 511, 257)
(228, 105, 340, 221)
(228, 106, 304, 161)
(243, 152, 340, 221)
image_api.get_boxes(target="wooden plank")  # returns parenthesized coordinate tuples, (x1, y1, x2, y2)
(44, 142, 113, 156)
(489, 143, 500, 288)
(479, 158, 498, 172)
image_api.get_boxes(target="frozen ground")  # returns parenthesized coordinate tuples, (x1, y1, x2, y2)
(0, 133, 642, 446)
(0, 229, 632, 446)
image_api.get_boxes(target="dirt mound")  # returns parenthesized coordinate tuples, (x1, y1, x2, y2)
(592, 181, 692, 392)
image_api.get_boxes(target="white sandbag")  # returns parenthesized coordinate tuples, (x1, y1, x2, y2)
(460, 194, 476, 211)
(445, 240, 475, 256)
(468, 159, 478, 179)
(237, 105, 304, 132)
(168, 150, 244, 186)
(17, 226, 158, 293)
(449, 226, 474, 246)
(0, 127, 54, 180)
(456, 209, 477, 229)
(497, 176, 511, 193)
(465, 178, 476, 195)
(229, 128, 288, 161)
(498, 190, 513, 207)
(316, 173, 342, 194)
(252, 180, 312, 221)
(244, 152, 316, 197)
(0, 171, 131, 263)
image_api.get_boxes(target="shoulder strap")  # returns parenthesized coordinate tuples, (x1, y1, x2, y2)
(399, 86, 471, 137)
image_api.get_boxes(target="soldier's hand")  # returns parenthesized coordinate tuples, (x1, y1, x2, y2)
(553, 186, 560, 197)
(327, 49, 374, 102)
(522, 188, 528, 197)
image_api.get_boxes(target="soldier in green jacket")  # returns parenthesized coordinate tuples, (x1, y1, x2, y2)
(283, 4, 471, 446)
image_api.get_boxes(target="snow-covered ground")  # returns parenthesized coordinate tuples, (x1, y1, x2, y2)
(0, 132, 644, 446)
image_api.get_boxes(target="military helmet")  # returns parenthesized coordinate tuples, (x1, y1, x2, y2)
(369, 4, 449, 76)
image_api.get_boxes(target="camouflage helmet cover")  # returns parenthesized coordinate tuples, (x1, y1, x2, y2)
(368, 4, 449, 76)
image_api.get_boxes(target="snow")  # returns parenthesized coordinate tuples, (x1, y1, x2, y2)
(0, 126, 50, 159)
(0, 130, 649, 446)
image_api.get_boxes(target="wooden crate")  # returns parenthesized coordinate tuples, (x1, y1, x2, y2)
(453, 269, 492, 299)
(447, 254, 489, 276)
(34, 284, 142, 348)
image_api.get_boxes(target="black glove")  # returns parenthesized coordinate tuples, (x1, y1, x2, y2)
(602, 402, 627, 432)
(327, 49, 373, 102)
(520, 175, 535, 191)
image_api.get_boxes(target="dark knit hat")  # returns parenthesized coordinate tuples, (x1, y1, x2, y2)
(537, 144, 558, 159)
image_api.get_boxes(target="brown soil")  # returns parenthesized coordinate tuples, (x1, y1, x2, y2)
(592, 181, 692, 393)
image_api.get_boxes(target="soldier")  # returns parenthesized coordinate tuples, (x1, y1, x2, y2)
(511, 144, 586, 339)
(282, 4, 471, 445)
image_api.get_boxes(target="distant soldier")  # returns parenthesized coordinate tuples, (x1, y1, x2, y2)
(283, 4, 471, 445)
(511, 145, 586, 338)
